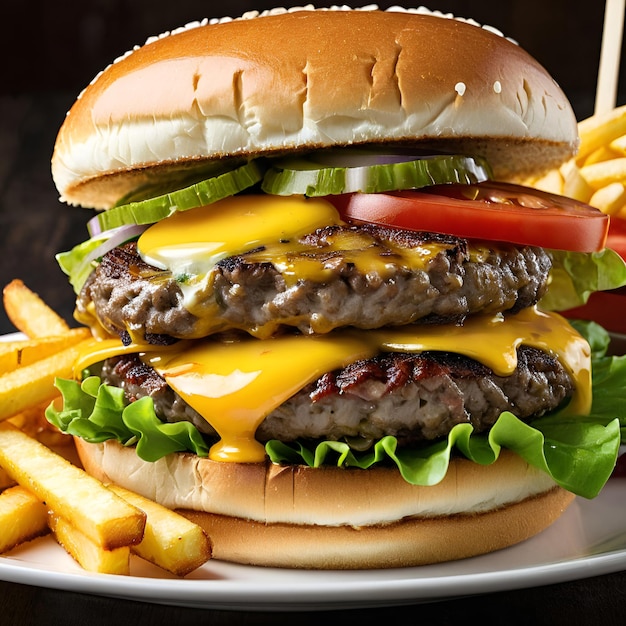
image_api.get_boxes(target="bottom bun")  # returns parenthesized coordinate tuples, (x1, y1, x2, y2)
(74, 438, 575, 569)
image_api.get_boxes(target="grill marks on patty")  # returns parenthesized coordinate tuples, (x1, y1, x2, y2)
(101, 346, 574, 447)
(78, 224, 552, 341)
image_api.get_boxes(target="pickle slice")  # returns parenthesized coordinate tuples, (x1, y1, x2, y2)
(261, 153, 492, 196)
(93, 161, 264, 233)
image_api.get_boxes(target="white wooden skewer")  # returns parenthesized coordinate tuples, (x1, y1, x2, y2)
(595, 0, 626, 115)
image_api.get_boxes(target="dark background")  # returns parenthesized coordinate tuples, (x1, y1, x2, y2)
(0, 1, 624, 335)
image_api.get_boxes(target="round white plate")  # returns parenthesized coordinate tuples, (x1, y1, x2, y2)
(1, 477, 626, 611)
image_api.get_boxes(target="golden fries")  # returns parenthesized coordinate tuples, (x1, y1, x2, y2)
(0, 466, 15, 491)
(7, 401, 72, 449)
(0, 280, 91, 439)
(0, 342, 89, 422)
(0, 328, 91, 375)
(3, 279, 70, 338)
(526, 104, 626, 221)
(0, 433, 210, 575)
(48, 512, 131, 575)
(589, 181, 626, 216)
(577, 106, 626, 161)
(109, 484, 211, 576)
(580, 157, 626, 190)
(0, 485, 49, 553)
(0, 424, 146, 550)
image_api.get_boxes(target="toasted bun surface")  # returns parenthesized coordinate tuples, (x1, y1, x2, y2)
(75, 438, 574, 569)
(52, 7, 578, 209)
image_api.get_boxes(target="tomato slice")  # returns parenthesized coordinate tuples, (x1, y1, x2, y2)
(329, 182, 609, 252)
(606, 216, 626, 260)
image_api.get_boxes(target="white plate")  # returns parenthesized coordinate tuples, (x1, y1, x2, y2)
(1, 476, 626, 611)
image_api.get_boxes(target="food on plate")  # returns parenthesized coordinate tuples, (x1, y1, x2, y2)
(47, 7, 626, 568)
(0, 485, 49, 554)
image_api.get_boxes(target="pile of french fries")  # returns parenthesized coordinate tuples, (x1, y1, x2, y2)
(529, 103, 626, 219)
(0, 280, 211, 576)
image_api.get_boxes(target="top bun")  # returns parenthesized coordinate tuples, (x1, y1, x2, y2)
(52, 7, 579, 210)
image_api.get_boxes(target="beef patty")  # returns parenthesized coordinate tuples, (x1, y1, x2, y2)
(101, 345, 574, 447)
(77, 224, 552, 341)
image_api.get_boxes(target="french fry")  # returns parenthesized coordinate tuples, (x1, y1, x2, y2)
(562, 163, 595, 202)
(3, 279, 70, 338)
(609, 134, 626, 155)
(0, 424, 146, 550)
(48, 512, 130, 575)
(580, 157, 626, 190)
(0, 485, 49, 553)
(0, 341, 89, 422)
(7, 400, 71, 448)
(0, 328, 91, 375)
(109, 484, 211, 576)
(576, 104, 626, 164)
(581, 145, 621, 166)
(589, 182, 626, 216)
(527, 168, 564, 194)
(0, 466, 15, 491)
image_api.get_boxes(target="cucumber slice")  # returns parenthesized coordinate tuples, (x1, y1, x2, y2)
(261, 153, 492, 196)
(93, 161, 264, 233)
(113, 160, 251, 206)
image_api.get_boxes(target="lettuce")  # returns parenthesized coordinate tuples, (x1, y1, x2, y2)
(46, 321, 625, 500)
(47, 376, 210, 462)
(540, 248, 626, 311)
(56, 236, 110, 294)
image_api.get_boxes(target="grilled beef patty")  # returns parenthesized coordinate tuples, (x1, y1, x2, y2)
(77, 224, 551, 341)
(100, 346, 574, 447)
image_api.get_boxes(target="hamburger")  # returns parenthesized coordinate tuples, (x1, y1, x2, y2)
(47, 6, 626, 569)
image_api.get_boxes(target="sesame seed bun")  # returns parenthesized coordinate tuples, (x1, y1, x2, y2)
(51, 7, 578, 209)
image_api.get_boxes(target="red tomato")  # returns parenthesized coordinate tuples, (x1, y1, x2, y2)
(606, 216, 626, 260)
(329, 182, 609, 252)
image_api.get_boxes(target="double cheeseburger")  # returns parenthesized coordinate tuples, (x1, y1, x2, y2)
(48, 7, 626, 569)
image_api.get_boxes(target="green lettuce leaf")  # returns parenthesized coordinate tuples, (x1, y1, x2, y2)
(46, 322, 625, 500)
(47, 376, 210, 461)
(540, 248, 626, 311)
(56, 236, 110, 294)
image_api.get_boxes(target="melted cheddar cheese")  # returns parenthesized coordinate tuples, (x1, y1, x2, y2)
(73, 306, 591, 463)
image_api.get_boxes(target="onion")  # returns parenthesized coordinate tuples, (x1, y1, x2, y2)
(75, 223, 148, 282)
